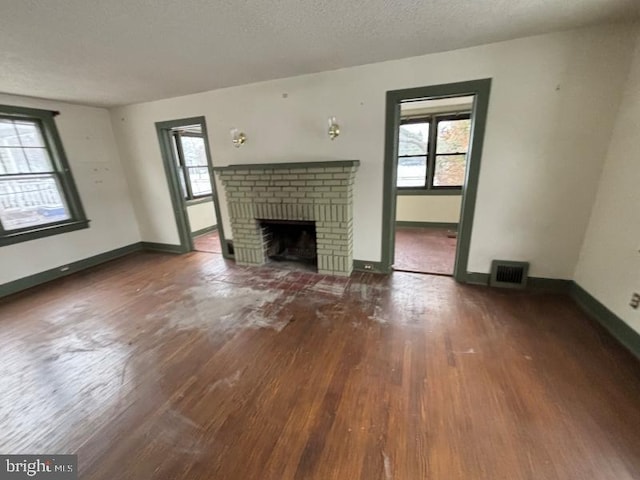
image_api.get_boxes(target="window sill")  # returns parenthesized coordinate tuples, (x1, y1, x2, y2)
(397, 188, 462, 196)
(0, 219, 90, 247)
(185, 196, 213, 206)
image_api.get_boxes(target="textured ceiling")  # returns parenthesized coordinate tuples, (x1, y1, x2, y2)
(1, 0, 638, 107)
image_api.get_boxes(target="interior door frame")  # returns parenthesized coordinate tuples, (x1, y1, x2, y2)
(155, 116, 231, 258)
(381, 79, 492, 281)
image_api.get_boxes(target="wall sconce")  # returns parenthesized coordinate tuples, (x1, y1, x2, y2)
(230, 128, 246, 148)
(328, 116, 340, 140)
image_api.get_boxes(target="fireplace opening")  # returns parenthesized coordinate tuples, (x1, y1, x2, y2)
(259, 219, 317, 267)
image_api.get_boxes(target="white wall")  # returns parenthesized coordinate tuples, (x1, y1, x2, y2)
(187, 200, 217, 233)
(396, 196, 461, 223)
(574, 33, 640, 334)
(0, 94, 140, 285)
(110, 23, 636, 278)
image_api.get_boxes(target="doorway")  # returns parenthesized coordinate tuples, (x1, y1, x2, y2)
(394, 96, 473, 275)
(381, 79, 491, 281)
(155, 116, 231, 257)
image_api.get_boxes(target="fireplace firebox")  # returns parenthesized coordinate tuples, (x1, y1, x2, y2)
(260, 219, 317, 266)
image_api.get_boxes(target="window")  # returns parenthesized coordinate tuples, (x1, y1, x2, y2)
(0, 105, 88, 246)
(397, 121, 429, 188)
(397, 113, 471, 192)
(171, 131, 212, 201)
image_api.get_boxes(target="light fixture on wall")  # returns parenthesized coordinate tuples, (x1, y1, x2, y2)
(328, 116, 340, 140)
(230, 128, 246, 148)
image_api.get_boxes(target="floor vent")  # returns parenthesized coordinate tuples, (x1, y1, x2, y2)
(490, 260, 529, 289)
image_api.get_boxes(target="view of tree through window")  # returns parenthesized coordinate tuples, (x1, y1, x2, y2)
(0, 118, 70, 231)
(396, 114, 470, 190)
(172, 133, 212, 199)
(434, 118, 470, 187)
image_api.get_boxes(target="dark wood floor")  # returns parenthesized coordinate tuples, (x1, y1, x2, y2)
(1, 251, 640, 479)
(394, 226, 457, 275)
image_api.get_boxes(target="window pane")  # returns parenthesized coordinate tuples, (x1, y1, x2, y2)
(434, 154, 466, 187)
(15, 121, 46, 147)
(397, 156, 427, 188)
(399, 123, 429, 156)
(0, 147, 28, 173)
(436, 119, 471, 154)
(180, 136, 207, 166)
(24, 148, 54, 172)
(187, 167, 212, 196)
(0, 118, 52, 173)
(0, 119, 21, 147)
(0, 174, 71, 230)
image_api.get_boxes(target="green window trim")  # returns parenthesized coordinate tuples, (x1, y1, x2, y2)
(0, 104, 89, 246)
(397, 188, 463, 196)
(0, 220, 89, 247)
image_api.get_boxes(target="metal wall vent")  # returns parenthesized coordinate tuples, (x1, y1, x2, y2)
(490, 260, 529, 289)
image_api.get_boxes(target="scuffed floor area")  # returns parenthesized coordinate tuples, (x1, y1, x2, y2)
(394, 226, 457, 275)
(1, 251, 640, 479)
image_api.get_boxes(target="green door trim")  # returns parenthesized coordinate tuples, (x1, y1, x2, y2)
(155, 116, 232, 258)
(381, 79, 492, 282)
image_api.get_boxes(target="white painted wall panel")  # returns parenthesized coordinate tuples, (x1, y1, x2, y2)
(575, 31, 640, 334)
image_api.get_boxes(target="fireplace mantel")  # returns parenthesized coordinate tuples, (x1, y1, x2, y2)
(213, 159, 360, 173)
(214, 160, 359, 276)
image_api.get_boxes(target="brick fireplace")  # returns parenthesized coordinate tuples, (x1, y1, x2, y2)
(214, 160, 359, 276)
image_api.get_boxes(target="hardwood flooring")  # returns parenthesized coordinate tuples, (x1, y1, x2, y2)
(193, 230, 223, 254)
(1, 251, 640, 479)
(394, 226, 457, 275)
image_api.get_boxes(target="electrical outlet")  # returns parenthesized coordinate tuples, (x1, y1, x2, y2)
(630, 293, 640, 309)
(364, 264, 373, 270)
